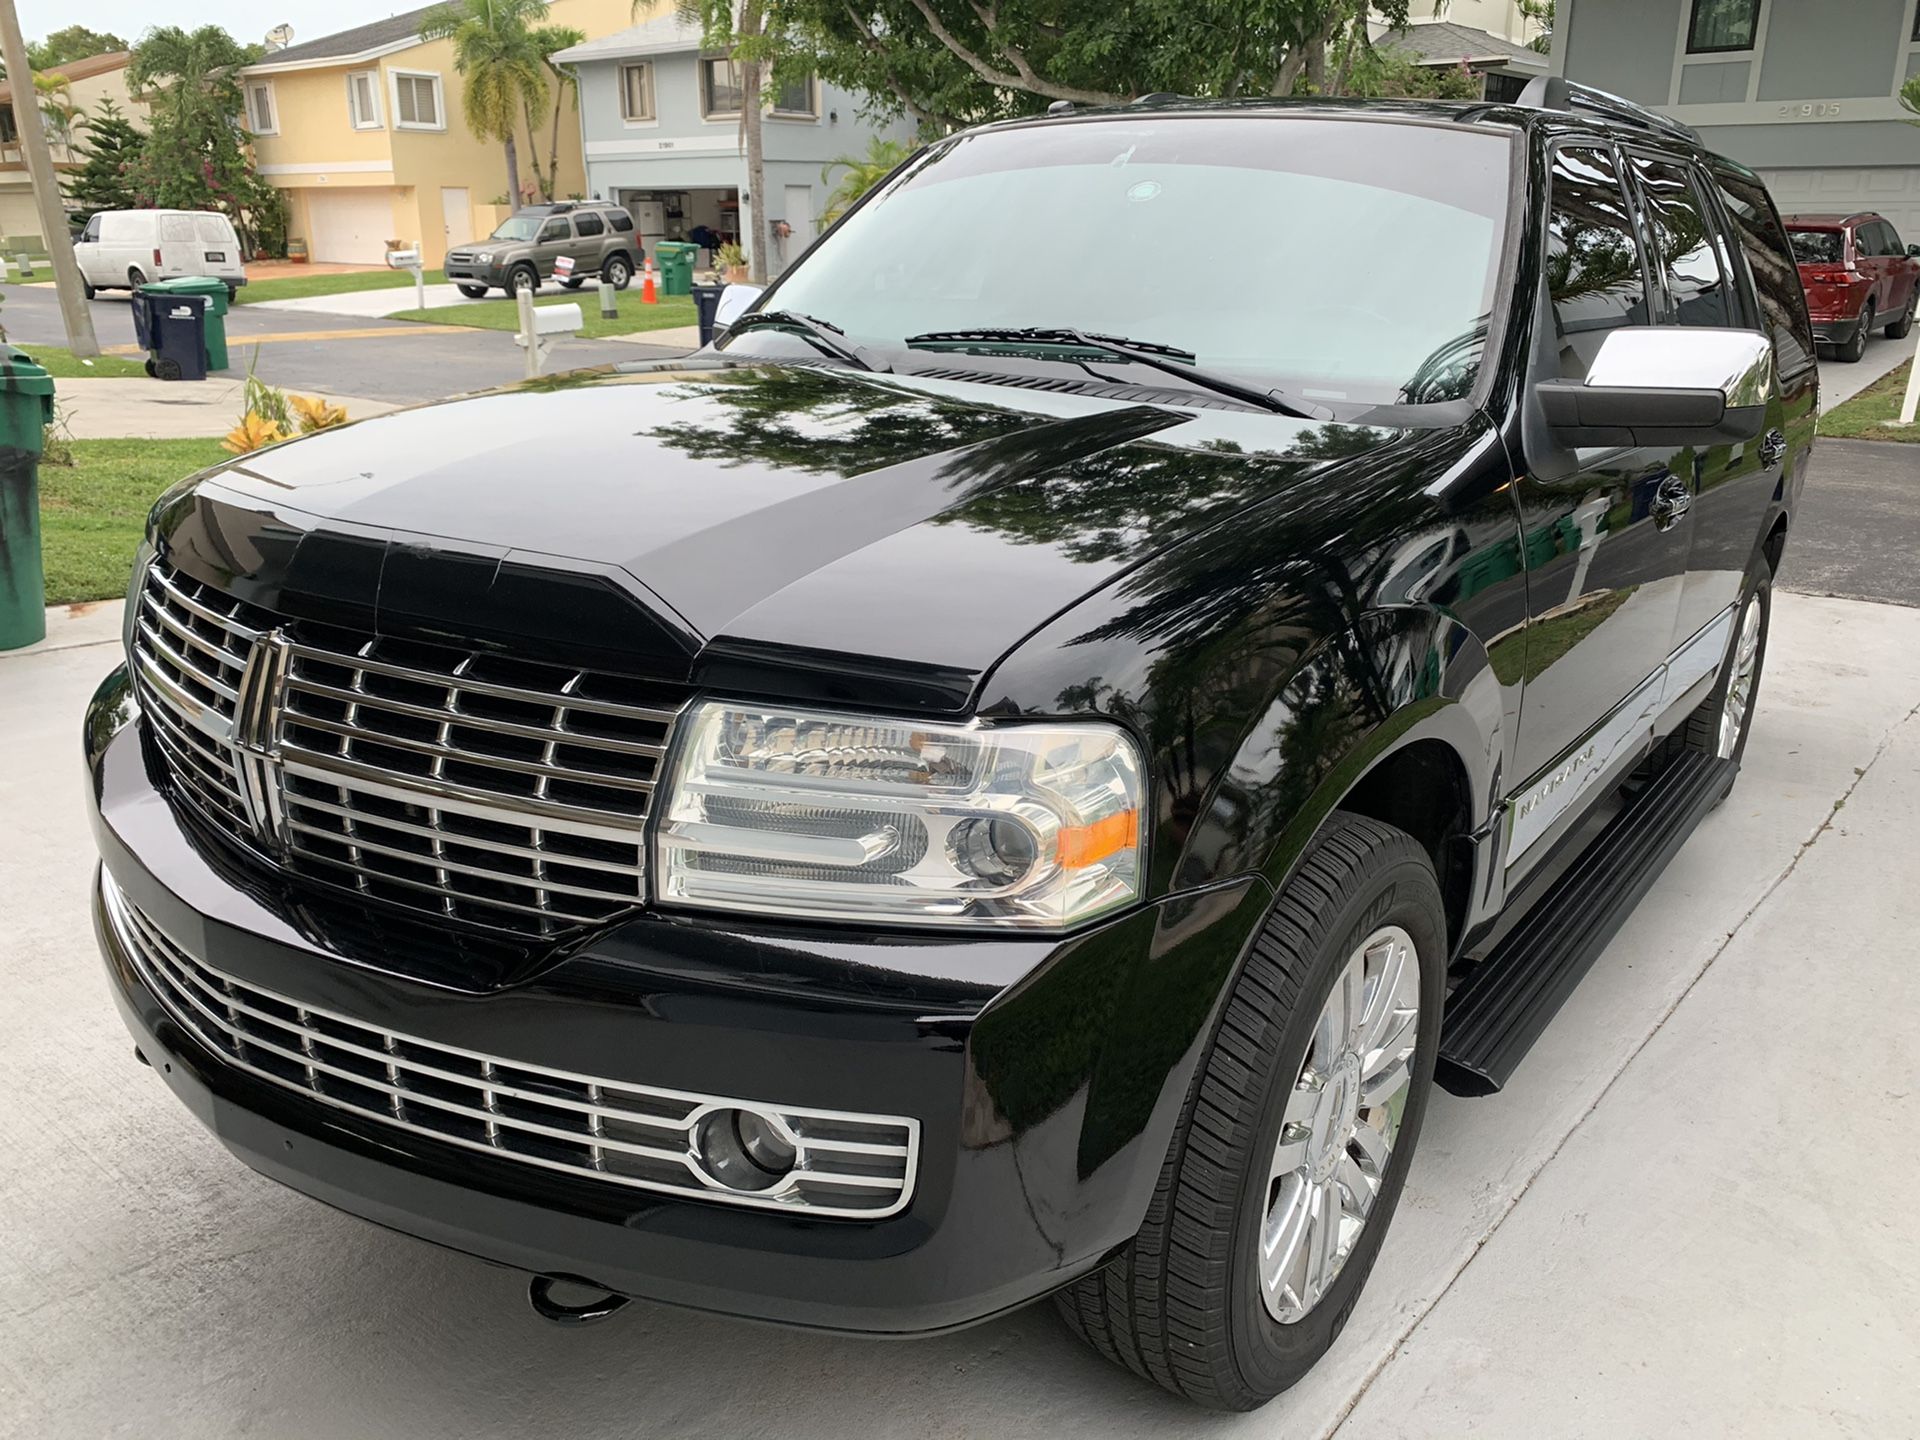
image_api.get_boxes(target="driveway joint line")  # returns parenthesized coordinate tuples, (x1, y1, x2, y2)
(1321, 697, 1920, 1440)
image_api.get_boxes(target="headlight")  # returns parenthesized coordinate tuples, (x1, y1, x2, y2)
(476, 251, 494, 264)
(654, 702, 1145, 930)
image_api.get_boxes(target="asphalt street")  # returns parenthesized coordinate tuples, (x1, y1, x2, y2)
(0, 283, 680, 403)
(1777, 438, 1920, 607)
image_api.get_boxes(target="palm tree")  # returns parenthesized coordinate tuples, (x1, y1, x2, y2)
(419, 0, 553, 207)
(33, 72, 83, 157)
(530, 24, 585, 202)
(820, 136, 912, 224)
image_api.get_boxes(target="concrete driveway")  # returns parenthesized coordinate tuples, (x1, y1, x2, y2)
(3, 577, 1917, 1438)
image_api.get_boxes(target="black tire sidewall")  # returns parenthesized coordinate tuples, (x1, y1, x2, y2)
(1845, 306, 1872, 361)
(510, 265, 538, 295)
(1224, 847, 1447, 1394)
(607, 257, 632, 289)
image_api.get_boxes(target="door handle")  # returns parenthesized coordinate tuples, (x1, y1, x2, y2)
(1758, 428, 1787, 468)
(1650, 476, 1692, 532)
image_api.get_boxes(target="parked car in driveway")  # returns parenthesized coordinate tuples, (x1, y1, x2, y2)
(72, 209, 247, 300)
(87, 78, 1813, 1412)
(1785, 211, 1920, 362)
(443, 201, 640, 298)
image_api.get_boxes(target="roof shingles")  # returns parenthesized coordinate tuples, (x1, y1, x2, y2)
(245, 5, 439, 68)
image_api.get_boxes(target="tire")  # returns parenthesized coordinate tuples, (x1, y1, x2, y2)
(603, 254, 633, 290)
(143, 358, 157, 378)
(83, 280, 96, 300)
(1839, 302, 1872, 362)
(508, 264, 539, 297)
(1055, 813, 1446, 1411)
(455, 283, 490, 300)
(225, 284, 239, 305)
(1683, 571, 1771, 776)
(127, 266, 147, 290)
(560, 276, 584, 290)
(1885, 290, 1915, 339)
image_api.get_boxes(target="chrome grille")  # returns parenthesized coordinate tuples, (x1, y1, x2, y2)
(130, 558, 687, 937)
(128, 561, 270, 845)
(105, 875, 919, 1217)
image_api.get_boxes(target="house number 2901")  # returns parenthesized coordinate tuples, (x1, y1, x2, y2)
(1777, 102, 1842, 119)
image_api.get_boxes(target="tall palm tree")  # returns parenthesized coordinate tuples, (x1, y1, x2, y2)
(33, 71, 83, 156)
(820, 136, 912, 224)
(667, 0, 774, 282)
(530, 24, 584, 202)
(419, 0, 552, 206)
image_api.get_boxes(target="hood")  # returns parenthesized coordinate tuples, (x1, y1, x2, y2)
(161, 363, 1419, 711)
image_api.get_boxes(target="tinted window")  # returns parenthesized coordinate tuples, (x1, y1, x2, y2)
(608, 210, 634, 233)
(1544, 145, 1649, 380)
(1629, 154, 1735, 327)
(1711, 168, 1817, 378)
(1887, 221, 1909, 254)
(1687, 0, 1760, 53)
(1788, 228, 1842, 264)
(573, 212, 605, 237)
(1867, 220, 1898, 256)
(538, 218, 571, 242)
(1852, 221, 1882, 256)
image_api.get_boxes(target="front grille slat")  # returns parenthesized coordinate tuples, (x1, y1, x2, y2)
(105, 876, 919, 1218)
(130, 559, 683, 937)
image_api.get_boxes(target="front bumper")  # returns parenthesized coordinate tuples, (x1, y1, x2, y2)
(442, 257, 502, 286)
(86, 667, 1270, 1334)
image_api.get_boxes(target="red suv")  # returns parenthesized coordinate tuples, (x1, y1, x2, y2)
(1785, 211, 1920, 362)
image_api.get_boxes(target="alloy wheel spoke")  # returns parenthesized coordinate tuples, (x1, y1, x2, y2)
(1262, 1177, 1313, 1299)
(1308, 1179, 1341, 1296)
(1358, 937, 1409, 1054)
(1348, 1117, 1391, 1176)
(1359, 1050, 1412, 1110)
(1336, 1152, 1377, 1219)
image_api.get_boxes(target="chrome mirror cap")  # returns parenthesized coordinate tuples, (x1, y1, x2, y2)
(714, 283, 764, 330)
(1538, 327, 1773, 449)
(1582, 326, 1775, 409)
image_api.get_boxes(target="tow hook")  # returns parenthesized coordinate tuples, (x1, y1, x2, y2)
(528, 1274, 631, 1327)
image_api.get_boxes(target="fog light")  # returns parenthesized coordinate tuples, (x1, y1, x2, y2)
(692, 1108, 798, 1192)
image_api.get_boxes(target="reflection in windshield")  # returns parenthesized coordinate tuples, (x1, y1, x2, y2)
(751, 116, 1512, 407)
(490, 217, 541, 241)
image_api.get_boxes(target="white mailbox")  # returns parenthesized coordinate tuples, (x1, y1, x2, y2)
(530, 303, 582, 336)
(386, 248, 421, 269)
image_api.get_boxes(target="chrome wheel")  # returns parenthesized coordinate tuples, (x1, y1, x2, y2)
(1718, 596, 1763, 759)
(1259, 924, 1420, 1324)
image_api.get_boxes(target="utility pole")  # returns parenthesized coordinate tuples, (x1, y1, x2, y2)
(0, 0, 99, 358)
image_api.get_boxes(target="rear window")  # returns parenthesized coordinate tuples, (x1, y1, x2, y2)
(608, 210, 634, 233)
(1787, 228, 1842, 265)
(160, 214, 196, 242)
(194, 214, 236, 245)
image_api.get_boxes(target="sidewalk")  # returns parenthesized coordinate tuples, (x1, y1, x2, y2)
(52, 376, 402, 439)
(252, 279, 584, 318)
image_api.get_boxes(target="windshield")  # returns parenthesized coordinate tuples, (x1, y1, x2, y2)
(746, 115, 1513, 407)
(489, 216, 542, 242)
(1787, 228, 1842, 265)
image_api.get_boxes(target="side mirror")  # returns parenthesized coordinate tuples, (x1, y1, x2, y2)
(713, 283, 764, 338)
(1907, 243, 1920, 258)
(1537, 328, 1772, 449)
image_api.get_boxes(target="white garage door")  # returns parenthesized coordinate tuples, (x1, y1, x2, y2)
(305, 188, 396, 264)
(1760, 166, 1920, 244)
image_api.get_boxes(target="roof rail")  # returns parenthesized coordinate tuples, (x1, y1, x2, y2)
(1516, 74, 1701, 145)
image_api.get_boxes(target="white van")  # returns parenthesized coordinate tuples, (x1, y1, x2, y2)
(73, 209, 248, 298)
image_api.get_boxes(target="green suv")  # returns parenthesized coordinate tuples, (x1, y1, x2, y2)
(444, 202, 641, 298)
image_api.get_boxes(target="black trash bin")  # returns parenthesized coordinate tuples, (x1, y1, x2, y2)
(691, 283, 726, 348)
(133, 290, 211, 381)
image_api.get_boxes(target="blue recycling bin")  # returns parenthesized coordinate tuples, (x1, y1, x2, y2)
(691, 283, 725, 348)
(132, 289, 210, 382)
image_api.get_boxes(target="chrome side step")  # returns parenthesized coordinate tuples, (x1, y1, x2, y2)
(1437, 751, 1736, 1097)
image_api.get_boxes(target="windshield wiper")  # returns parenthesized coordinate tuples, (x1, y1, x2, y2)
(727, 310, 885, 372)
(903, 326, 1332, 420)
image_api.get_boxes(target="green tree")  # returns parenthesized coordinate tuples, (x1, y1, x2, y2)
(419, 0, 553, 206)
(820, 135, 913, 223)
(26, 26, 129, 71)
(1519, 0, 1554, 54)
(33, 70, 83, 151)
(128, 26, 283, 256)
(532, 24, 586, 202)
(669, 0, 777, 282)
(1902, 73, 1920, 128)
(69, 97, 145, 212)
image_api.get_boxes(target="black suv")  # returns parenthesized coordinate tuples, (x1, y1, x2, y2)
(443, 201, 640, 298)
(87, 81, 1814, 1410)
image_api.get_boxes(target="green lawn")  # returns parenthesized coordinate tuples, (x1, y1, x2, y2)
(8, 345, 148, 378)
(1818, 359, 1920, 442)
(389, 290, 698, 338)
(234, 268, 448, 304)
(39, 438, 232, 605)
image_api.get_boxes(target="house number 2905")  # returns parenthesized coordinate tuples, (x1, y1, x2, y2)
(1776, 102, 1842, 119)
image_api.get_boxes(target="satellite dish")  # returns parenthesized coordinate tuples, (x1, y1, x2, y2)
(264, 24, 294, 51)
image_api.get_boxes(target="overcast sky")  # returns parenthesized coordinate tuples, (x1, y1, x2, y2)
(14, 0, 416, 51)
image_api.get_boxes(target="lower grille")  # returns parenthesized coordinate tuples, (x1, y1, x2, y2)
(105, 874, 919, 1218)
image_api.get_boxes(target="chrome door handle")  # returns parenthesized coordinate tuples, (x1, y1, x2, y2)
(1650, 477, 1693, 531)
(1758, 428, 1787, 468)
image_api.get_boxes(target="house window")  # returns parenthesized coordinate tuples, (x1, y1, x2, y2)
(1913, 0, 1920, 42)
(701, 57, 743, 117)
(348, 70, 382, 129)
(771, 72, 817, 117)
(392, 71, 445, 130)
(1686, 0, 1762, 54)
(0, 106, 16, 144)
(620, 62, 655, 121)
(245, 80, 278, 135)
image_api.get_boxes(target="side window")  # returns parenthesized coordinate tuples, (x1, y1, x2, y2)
(1710, 167, 1817, 378)
(1872, 221, 1900, 256)
(1627, 153, 1736, 327)
(573, 212, 605, 238)
(80, 216, 100, 244)
(1854, 221, 1881, 257)
(538, 218, 571, 243)
(608, 210, 634, 233)
(1545, 145, 1651, 381)
(1888, 221, 1910, 255)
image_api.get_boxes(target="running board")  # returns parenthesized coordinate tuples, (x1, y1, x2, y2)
(1437, 751, 1736, 1097)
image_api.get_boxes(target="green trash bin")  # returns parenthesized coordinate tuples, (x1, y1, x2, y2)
(653, 241, 697, 297)
(141, 275, 233, 372)
(0, 344, 54, 650)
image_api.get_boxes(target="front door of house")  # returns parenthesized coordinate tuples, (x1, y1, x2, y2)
(441, 187, 470, 253)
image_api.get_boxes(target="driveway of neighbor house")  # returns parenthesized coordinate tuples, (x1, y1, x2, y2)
(1817, 325, 1916, 410)
(5, 429, 1920, 1438)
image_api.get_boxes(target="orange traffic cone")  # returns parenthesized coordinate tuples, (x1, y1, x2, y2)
(641, 259, 658, 305)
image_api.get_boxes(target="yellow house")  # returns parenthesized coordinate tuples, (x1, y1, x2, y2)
(0, 50, 149, 249)
(242, 0, 656, 266)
